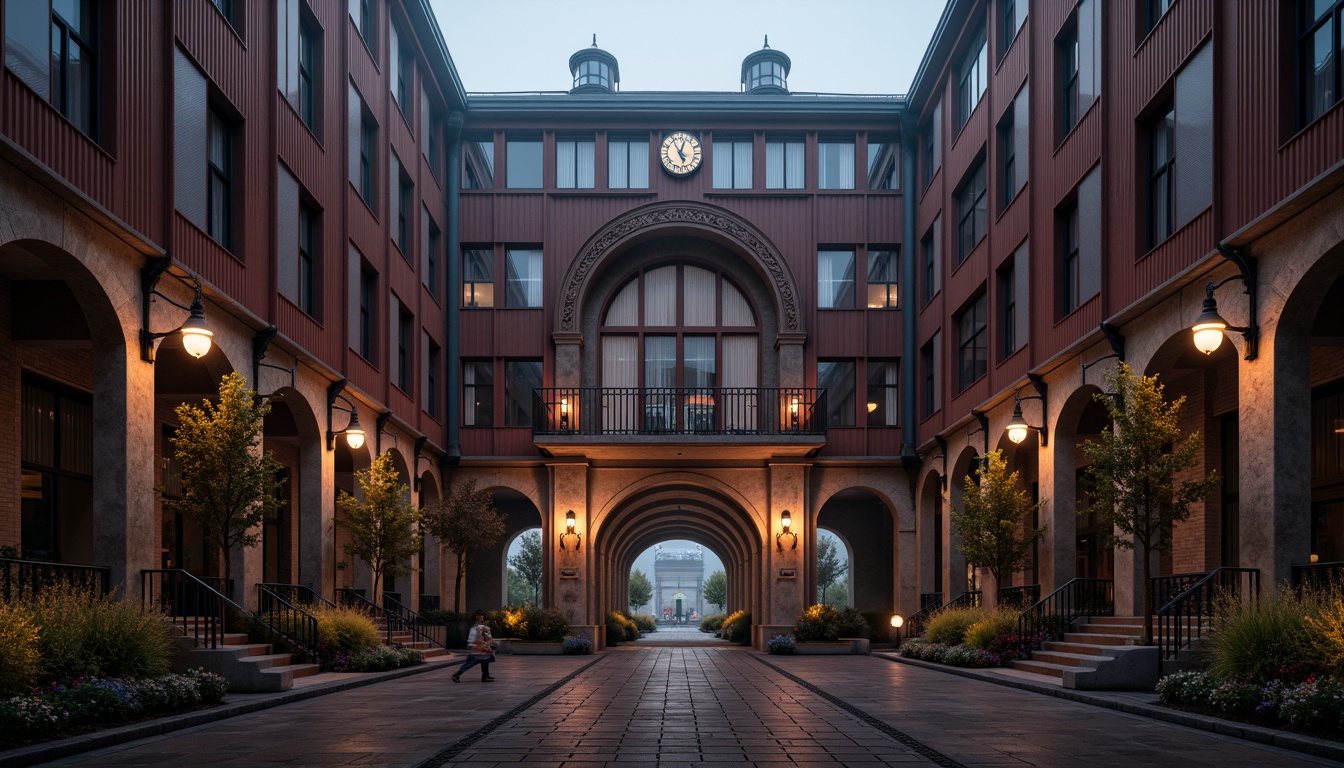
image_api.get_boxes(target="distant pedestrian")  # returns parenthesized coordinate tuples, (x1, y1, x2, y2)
(452, 610, 496, 683)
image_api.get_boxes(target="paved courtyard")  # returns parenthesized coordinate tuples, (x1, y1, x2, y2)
(26, 646, 1343, 768)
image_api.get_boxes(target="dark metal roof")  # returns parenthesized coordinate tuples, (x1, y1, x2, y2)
(463, 91, 906, 121)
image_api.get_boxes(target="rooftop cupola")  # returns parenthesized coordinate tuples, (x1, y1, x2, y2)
(741, 35, 791, 94)
(569, 35, 620, 93)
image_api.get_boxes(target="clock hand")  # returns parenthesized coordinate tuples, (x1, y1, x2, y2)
(674, 141, 686, 163)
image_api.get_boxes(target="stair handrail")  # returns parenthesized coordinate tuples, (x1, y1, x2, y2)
(382, 592, 446, 650)
(1292, 560, 1344, 591)
(255, 584, 321, 664)
(3, 557, 111, 601)
(141, 569, 290, 656)
(899, 595, 943, 643)
(1016, 578, 1114, 661)
(944, 590, 982, 610)
(997, 584, 1040, 610)
(259, 582, 337, 610)
(336, 587, 430, 648)
(1155, 566, 1259, 678)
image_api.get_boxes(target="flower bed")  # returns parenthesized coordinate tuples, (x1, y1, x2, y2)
(1156, 670, 1344, 738)
(323, 645, 423, 673)
(0, 669, 227, 748)
(898, 628, 1050, 668)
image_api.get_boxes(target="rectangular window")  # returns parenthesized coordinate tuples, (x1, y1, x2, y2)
(922, 218, 941, 303)
(504, 360, 542, 427)
(956, 293, 988, 390)
(998, 260, 1016, 357)
(1059, 0, 1101, 141)
(505, 248, 542, 308)
(211, 0, 235, 25)
(867, 139, 899, 190)
(1146, 103, 1175, 249)
(463, 247, 494, 307)
(608, 138, 649, 189)
(464, 140, 494, 189)
(1000, 83, 1030, 209)
(765, 140, 805, 189)
(424, 97, 443, 178)
(506, 139, 543, 188)
(1060, 203, 1080, 315)
(920, 121, 934, 189)
(921, 339, 938, 418)
(867, 361, 899, 427)
(955, 160, 987, 262)
(712, 139, 753, 189)
(397, 307, 412, 393)
(957, 27, 988, 128)
(392, 153, 412, 255)
(1000, 0, 1027, 59)
(6, 0, 99, 137)
(1173, 43, 1214, 229)
(463, 360, 493, 426)
(1298, 0, 1343, 127)
(391, 23, 412, 119)
(298, 15, 317, 130)
(867, 249, 898, 309)
(423, 210, 441, 299)
(351, 0, 375, 53)
(208, 107, 235, 251)
(1145, 0, 1174, 35)
(359, 266, 376, 361)
(683, 336, 717, 389)
(818, 361, 856, 427)
(818, 140, 856, 189)
(817, 250, 856, 309)
(360, 111, 376, 202)
(556, 139, 596, 188)
(298, 203, 316, 316)
(426, 337, 441, 418)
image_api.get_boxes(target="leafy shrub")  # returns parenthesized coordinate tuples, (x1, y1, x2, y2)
(1207, 679, 1263, 716)
(28, 584, 172, 685)
(326, 645, 422, 673)
(312, 605, 381, 657)
(964, 610, 1019, 649)
(700, 613, 726, 633)
(1155, 671, 1220, 706)
(487, 606, 570, 642)
(794, 604, 840, 641)
(0, 602, 41, 696)
(767, 635, 795, 654)
(562, 635, 593, 655)
(1207, 586, 1325, 684)
(720, 610, 751, 644)
(924, 605, 987, 646)
(899, 641, 952, 662)
(629, 614, 657, 633)
(621, 613, 640, 641)
(941, 644, 999, 668)
(1304, 590, 1344, 680)
(835, 607, 871, 638)
(605, 611, 638, 645)
(418, 609, 465, 626)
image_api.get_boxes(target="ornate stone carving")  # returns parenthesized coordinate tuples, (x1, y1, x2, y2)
(559, 203, 799, 333)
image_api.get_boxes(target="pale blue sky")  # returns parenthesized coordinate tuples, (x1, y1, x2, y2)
(429, 0, 948, 95)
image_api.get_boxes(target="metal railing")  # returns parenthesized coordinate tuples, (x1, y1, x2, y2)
(1149, 571, 1211, 611)
(259, 582, 336, 610)
(997, 584, 1040, 610)
(1016, 578, 1114, 661)
(944, 590, 982, 610)
(383, 592, 446, 650)
(255, 585, 320, 664)
(420, 594, 440, 612)
(1, 558, 111, 601)
(1155, 567, 1259, 677)
(337, 587, 436, 649)
(532, 387, 827, 436)
(900, 595, 944, 643)
(1292, 560, 1344, 591)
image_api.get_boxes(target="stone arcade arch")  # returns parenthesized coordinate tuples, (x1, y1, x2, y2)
(463, 488, 543, 614)
(815, 489, 894, 613)
(260, 387, 322, 590)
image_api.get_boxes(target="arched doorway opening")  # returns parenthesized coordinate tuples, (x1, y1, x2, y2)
(815, 489, 893, 611)
(332, 427, 372, 592)
(1304, 273, 1344, 565)
(815, 528, 851, 608)
(461, 488, 541, 613)
(504, 527, 543, 607)
(1054, 385, 1113, 583)
(259, 388, 321, 588)
(917, 470, 945, 606)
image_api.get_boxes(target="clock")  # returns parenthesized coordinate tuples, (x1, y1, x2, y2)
(659, 131, 703, 176)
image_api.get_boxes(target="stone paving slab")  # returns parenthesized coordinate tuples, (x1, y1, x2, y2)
(8, 647, 1344, 767)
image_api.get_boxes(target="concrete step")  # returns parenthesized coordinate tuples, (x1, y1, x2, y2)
(1031, 648, 1113, 668)
(1045, 640, 1134, 655)
(1011, 659, 1071, 678)
(238, 652, 299, 670)
(1063, 631, 1139, 646)
(1075, 623, 1142, 636)
(266, 662, 321, 679)
(1084, 616, 1147, 627)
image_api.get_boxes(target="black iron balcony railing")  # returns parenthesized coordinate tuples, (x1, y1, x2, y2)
(533, 387, 827, 436)
(1293, 560, 1344, 591)
(997, 584, 1040, 610)
(1, 558, 110, 601)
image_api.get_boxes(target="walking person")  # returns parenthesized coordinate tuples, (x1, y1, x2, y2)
(452, 610, 496, 682)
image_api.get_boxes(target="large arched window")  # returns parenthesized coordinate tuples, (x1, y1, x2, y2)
(600, 262, 759, 431)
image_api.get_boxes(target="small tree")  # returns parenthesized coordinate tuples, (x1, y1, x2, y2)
(422, 479, 505, 612)
(702, 570, 727, 613)
(628, 568, 654, 613)
(508, 530, 543, 606)
(166, 371, 283, 597)
(951, 449, 1046, 597)
(816, 533, 849, 605)
(506, 567, 532, 606)
(1082, 362, 1219, 645)
(336, 452, 422, 607)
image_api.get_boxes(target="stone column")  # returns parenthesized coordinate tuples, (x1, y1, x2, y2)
(775, 332, 806, 388)
(550, 461, 589, 627)
(766, 460, 807, 626)
(94, 339, 157, 597)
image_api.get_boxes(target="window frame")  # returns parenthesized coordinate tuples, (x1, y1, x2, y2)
(818, 139, 856, 190)
(999, 110, 1017, 209)
(1145, 102, 1176, 250)
(817, 249, 856, 309)
(866, 360, 899, 427)
(396, 306, 412, 393)
(504, 359, 542, 427)
(462, 246, 495, 308)
(999, 261, 1016, 358)
(504, 247, 543, 308)
(463, 139, 494, 190)
(207, 106, 235, 251)
(956, 26, 988, 128)
(1296, 0, 1343, 128)
(765, 139, 805, 189)
(712, 139, 753, 189)
(297, 15, 317, 131)
(462, 360, 494, 427)
(866, 248, 899, 309)
(359, 112, 376, 202)
(956, 292, 988, 391)
(505, 139, 544, 189)
(426, 338, 441, 419)
(955, 160, 987, 262)
(818, 360, 857, 428)
(1060, 204, 1081, 315)
(555, 138, 596, 189)
(298, 202, 317, 316)
(608, 137, 649, 189)
(358, 266, 377, 361)
(1058, 20, 1081, 139)
(48, 0, 100, 138)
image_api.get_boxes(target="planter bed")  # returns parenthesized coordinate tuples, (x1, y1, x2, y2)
(790, 638, 870, 655)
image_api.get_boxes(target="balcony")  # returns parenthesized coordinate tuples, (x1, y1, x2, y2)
(532, 387, 827, 459)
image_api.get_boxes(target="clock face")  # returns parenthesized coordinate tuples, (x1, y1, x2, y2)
(660, 131, 703, 176)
